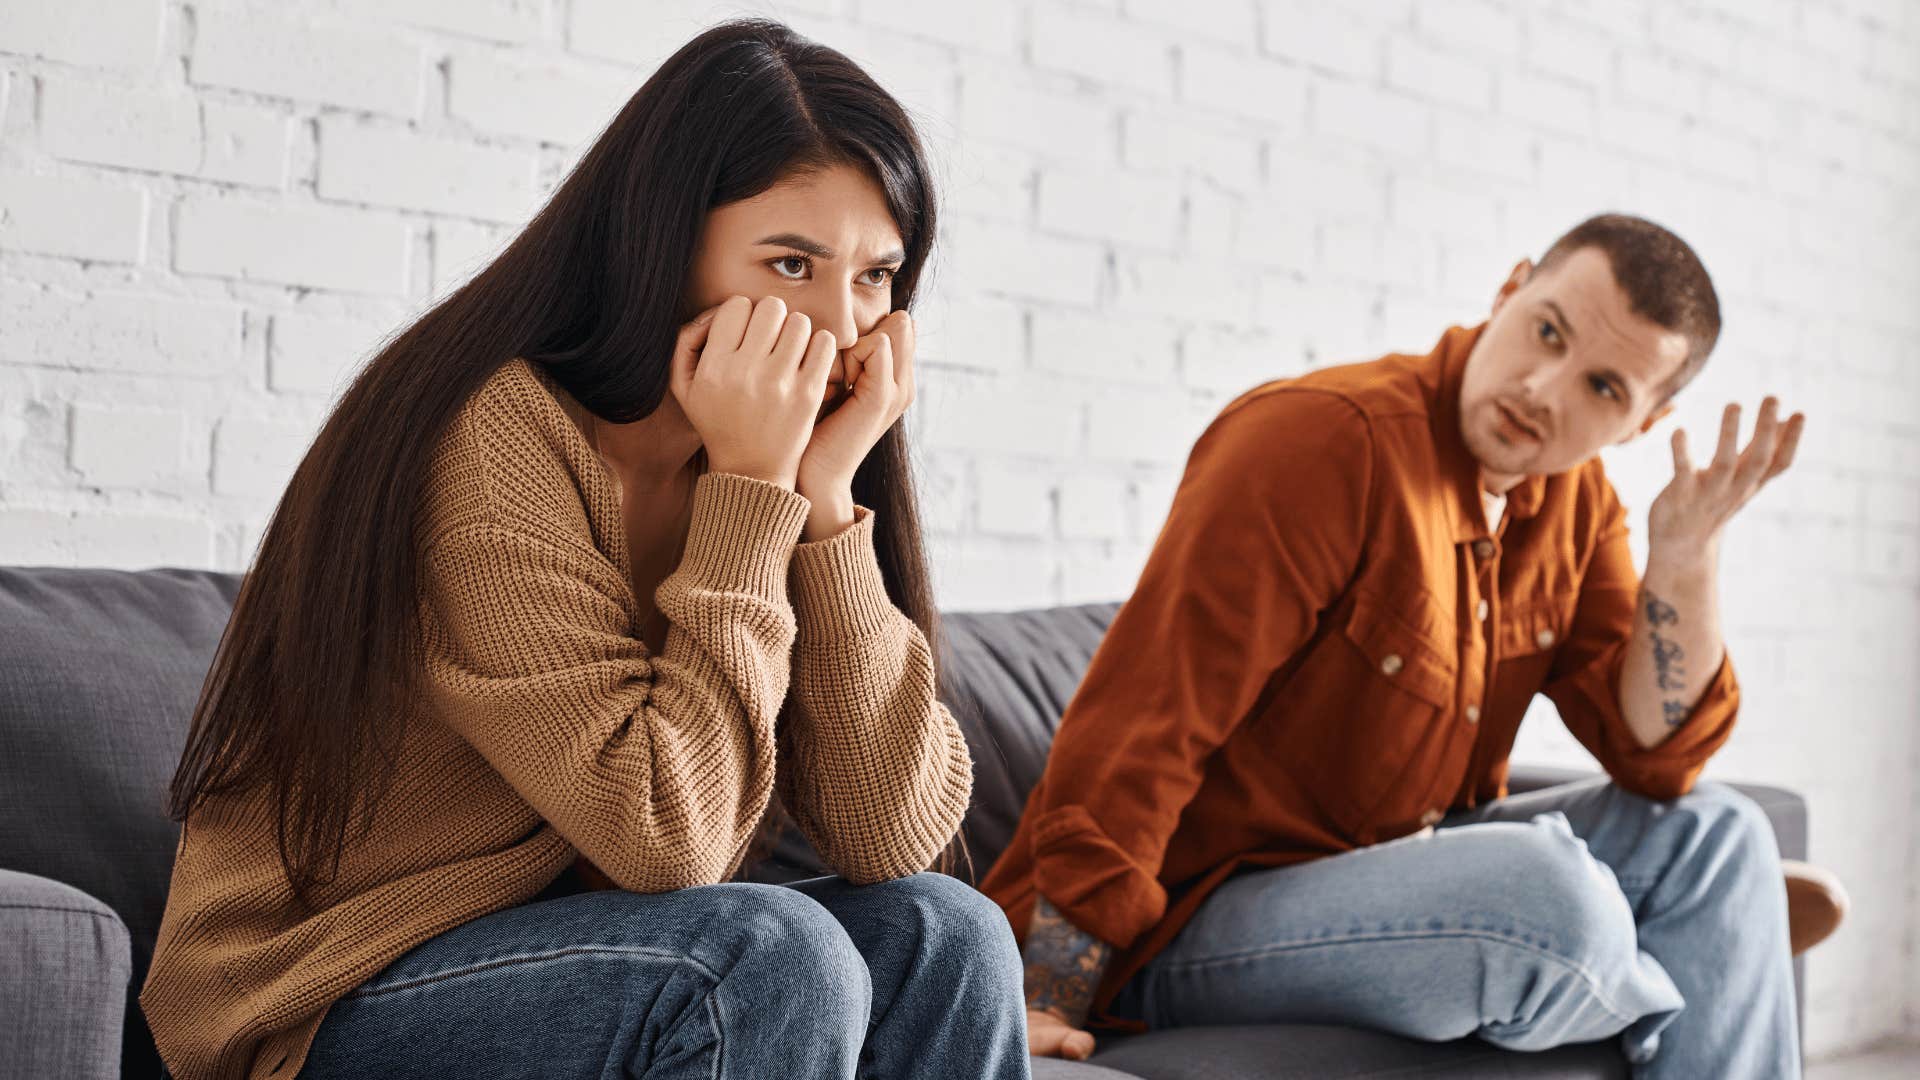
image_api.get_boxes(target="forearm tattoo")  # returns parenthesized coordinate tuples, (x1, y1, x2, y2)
(1023, 895, 1112, 1025)
(1642, 587, 1690, 725)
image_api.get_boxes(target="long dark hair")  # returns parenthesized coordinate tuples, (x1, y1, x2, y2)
(166, 19, 948, 908)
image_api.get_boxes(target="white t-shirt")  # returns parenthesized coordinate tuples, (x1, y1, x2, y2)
(1482, 488, 1508, 532)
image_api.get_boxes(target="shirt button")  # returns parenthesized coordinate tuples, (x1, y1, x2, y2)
(1465, 704, 1481, 724)
(1477, 599, 1489, 621)
(1473, 539, 1495, 559)
(1419, 808, 1444, 827)
(1536, 628, 1556, 648)
(1380, 654, 1404, 676)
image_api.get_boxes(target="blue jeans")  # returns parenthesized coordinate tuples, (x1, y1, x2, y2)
(1110, 779, 1799, 1078)
(298, 871, 1031, 1079)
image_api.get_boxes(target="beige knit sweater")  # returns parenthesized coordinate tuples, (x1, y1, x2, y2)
(140, 359, 975, 1080)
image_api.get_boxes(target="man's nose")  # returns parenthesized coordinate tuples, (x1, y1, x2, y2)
(1519, 358, 1558, 401)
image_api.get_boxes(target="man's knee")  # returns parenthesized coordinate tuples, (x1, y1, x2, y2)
(1670, 781, 1779, 861)
(1483, 816, 1641, 971)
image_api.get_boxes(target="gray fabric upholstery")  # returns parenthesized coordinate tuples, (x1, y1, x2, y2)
(0, 567, 241, 1080)
(1090, 1025, 1627, 1079)
(1031, 1057, 1150, 1080)
(0, 868, 133, 1080)
(0, 575, 1811, 1080)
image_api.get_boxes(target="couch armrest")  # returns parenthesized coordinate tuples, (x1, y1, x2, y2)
(1505, 764, 1807, 861)
(0, 868, 131, 1080)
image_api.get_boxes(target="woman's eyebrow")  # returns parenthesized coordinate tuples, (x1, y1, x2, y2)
(756, 232, 834, 257)
(755, 232, 906, 264)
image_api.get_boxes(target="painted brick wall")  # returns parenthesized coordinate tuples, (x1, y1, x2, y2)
(2, 0, 1916, 1058)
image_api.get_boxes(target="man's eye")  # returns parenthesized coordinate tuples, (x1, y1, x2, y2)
(1590, 375, 1618, 400)
(863, 267, 897, 286)
(1538, 319, 1561, 345)
(772, 256, 809, 279)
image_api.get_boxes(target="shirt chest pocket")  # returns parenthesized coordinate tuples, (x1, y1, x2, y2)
(1495, 599, 1570, 657)
(1491, 591, 1579, 688)
(1288, 592, 1461, 836)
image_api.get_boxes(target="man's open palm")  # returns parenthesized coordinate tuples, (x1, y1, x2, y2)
(1649, 396, 1805, 549)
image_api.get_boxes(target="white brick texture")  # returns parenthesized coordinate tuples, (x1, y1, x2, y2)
(0, 0, 1916, 1059)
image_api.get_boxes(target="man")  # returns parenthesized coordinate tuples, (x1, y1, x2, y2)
(984, 214, 1845, 1077)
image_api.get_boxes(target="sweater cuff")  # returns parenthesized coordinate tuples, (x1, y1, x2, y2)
(788, 505, 898, 640)
(678, 472, 811, 599)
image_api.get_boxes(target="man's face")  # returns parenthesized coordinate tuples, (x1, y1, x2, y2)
(1458, 246, 1691, 480)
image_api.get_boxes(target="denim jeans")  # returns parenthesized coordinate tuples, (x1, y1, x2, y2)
(298, 871, 1031, 1079)
(1109, 778, 1800, 1078)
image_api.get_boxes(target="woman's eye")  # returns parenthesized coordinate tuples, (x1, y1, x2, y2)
(1590, 375, 1618, 400)
(772, 256, 809, 279)
(1538, 319, 1560, 345)
(863, 267, 897, 286)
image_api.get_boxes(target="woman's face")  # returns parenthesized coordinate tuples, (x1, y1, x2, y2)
(685, 162, 906, 411)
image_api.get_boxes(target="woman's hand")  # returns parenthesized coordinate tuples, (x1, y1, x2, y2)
(796, 311, 916, 534)
(671, 295, 836, 490)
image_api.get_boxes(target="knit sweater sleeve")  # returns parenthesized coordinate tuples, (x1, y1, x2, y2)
(777, 507, 974, 884)
(420, 471, 811, 893)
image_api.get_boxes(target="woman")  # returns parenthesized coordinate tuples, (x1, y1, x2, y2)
(141, 20, 1028, 1080)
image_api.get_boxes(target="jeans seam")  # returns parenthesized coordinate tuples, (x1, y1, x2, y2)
(706, 993, 723, 1080)
(1153, 927, 1643, 1026)
(344, 945, 725, 1000)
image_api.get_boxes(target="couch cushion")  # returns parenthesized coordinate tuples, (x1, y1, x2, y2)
(0, 567, 243, 1080)
(1090, 1025, 1626, 1079)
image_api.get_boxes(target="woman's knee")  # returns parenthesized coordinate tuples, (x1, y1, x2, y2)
(857, 873, 1022, 986)
(682, 883, 872, 1013)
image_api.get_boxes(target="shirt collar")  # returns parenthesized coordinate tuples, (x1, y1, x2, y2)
(1424, 322, 1548, 544)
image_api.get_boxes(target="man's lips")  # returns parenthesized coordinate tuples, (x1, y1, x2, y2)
(1495, 401, 1544, 443)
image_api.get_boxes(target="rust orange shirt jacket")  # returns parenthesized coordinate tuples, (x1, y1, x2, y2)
(979, 323, 1739, 1029)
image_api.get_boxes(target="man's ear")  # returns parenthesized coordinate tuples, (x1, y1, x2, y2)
(1620, 402, 1676, 444)
(1490, 258, 1533, 317)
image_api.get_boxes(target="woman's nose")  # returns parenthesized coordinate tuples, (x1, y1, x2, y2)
(797, 287, 860, 352)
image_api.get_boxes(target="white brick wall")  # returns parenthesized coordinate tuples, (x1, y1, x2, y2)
(2, 0, 1916, 1059)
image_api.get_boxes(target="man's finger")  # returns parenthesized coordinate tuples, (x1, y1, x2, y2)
(1735, 397, 1781, 488)
(1763, 412, 1807, 484)
(1711, 403, 1741, 471)
(1670, 427, 1693, 477)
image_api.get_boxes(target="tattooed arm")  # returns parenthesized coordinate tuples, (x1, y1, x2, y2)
(1023, 894, 1111, 1059)
(1619, 561, 1725, 748)
(1620, 398, 1803, 748)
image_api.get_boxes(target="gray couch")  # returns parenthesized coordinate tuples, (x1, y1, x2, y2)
(0, 567, 1807, 1079)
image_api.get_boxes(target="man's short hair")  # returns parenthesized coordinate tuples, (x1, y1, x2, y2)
(1535, 213, 1721, 401)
